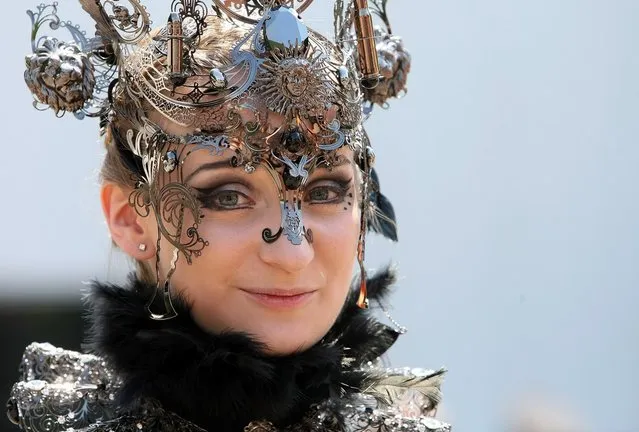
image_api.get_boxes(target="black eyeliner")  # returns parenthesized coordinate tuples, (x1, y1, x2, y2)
(304, 178, 353, 204)
(193, 184, 254, 211)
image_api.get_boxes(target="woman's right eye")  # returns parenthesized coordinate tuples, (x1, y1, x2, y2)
(195, 187, 254, 211)
(216, 191, 240, 207)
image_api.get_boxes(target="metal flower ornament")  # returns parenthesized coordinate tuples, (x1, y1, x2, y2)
(24, 38, 96, 115)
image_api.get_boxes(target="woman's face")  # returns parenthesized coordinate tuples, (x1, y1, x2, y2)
(145, 145, 361, 355)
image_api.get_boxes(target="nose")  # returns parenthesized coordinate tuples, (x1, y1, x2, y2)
(259, 226, 315, 274)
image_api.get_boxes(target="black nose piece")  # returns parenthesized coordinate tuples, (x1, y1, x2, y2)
(283, 128, 304, 154)
(283, 168, 303, 190)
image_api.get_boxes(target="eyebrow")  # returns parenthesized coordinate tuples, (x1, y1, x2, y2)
(183, 159, 236, 184)
(313, 159, 356, 174)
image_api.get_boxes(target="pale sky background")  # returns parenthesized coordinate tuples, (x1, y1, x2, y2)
(1, 1, 638, 431)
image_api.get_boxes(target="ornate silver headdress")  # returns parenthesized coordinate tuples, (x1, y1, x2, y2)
(25, 0, 412, 317)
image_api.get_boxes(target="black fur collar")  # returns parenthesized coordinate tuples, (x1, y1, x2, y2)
(84, 268, 400, 432)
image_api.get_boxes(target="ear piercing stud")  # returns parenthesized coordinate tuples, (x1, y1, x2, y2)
(138, 243, 147, 252)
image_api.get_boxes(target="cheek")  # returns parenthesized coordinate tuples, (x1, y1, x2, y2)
(173, 215, 258, 285)
(308, 206, 360, 284)
(160, 212, 250, 300)
(166, 217, 262, 334)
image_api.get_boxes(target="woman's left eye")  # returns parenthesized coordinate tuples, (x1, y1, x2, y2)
(305, 181, 351, 204)
(308, 187, 333, 202)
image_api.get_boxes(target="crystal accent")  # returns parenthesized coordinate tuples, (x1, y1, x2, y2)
(209, 68, 228, 90)
(264, 7, 309, 51)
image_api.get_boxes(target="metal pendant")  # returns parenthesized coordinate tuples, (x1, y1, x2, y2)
(262, 199, 312, 246)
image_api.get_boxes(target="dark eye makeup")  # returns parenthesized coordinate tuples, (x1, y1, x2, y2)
(193, 183, 255, 211)
(190, 171, 354, 212)
(303, 177, 354, 205)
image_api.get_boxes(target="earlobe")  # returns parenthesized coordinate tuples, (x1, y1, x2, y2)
(101, 183, 155, 259)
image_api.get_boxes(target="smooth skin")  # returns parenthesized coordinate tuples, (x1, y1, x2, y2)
(102, 112, 361, 355)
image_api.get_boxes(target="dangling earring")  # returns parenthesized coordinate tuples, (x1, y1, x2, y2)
(356, 195, 369, 309)
(357, 240, 369, 309)
(146, 232, 178, 320)
(357, 145, 376, 309)
(146, 280, 178, 321)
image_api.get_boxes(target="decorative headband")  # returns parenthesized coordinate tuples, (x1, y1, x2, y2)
(24, 0, 410, 315)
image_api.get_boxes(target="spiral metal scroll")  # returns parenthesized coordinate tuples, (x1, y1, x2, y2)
(28, 4, 88, 52)
(156, 182, 209, 264)
(128, 182, 208, 265)
(79, 0, 150, 44)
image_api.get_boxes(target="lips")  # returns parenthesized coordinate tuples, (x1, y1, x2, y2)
(240, 288, 317, 309)
(242, 287, 315, 296)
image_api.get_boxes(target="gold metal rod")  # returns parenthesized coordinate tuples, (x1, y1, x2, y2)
(167, 12, 183, 75)
(353, 0, 380, 81)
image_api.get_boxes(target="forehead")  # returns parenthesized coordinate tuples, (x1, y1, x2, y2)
(179, 143, 356, 171)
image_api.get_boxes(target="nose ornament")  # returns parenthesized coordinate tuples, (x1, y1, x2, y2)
(262, 199, 313, 245)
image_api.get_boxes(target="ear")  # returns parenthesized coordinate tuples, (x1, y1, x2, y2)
(101, 182, 156, 260)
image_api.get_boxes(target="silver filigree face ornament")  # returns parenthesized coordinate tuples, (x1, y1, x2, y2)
(129, 5, 361, 247)
(141, 120, 357, 250)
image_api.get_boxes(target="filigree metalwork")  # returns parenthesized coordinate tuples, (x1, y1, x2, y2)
(187, 134, 232, 156)
(155, 182, 208, 264)
(110, 4, 141, 31)
(27, 4, 94, 116)
(79, 0, 150, 44)
(128, 185, 152, 217)
(333, 0, 356, 50)
(28, 4, 89, 52)
(171, 0, 209, 40)
(126, 129, 208, 264)
(212, 0, 315, 24)
(262, 199, 313, 245)
(122, 15, 263, 130)
(282, 200, 303, 244)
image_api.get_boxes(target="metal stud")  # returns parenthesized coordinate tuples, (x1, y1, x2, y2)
(163, 150, 178, 173)
(209, 68, 228, 90)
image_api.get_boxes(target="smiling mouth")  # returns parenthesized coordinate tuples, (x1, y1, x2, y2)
(240, 288, 317, 309)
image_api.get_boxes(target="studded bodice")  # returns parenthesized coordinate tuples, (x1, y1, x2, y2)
(7, 343, 450, 432)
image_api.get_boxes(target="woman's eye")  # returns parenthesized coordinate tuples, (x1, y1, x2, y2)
(305, 181, 351, 204)
(308, 187, 331, 202)
(196, 188, 253, 210)
(217, 191, 239, 207)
